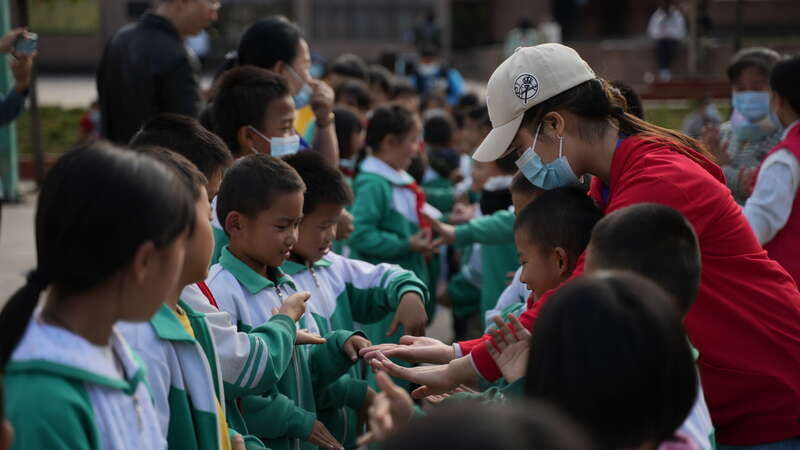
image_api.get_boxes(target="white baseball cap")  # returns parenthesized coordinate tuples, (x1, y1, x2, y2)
(472, 44, 596, 162)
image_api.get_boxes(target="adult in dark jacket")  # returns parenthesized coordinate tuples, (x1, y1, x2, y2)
(97, 0, 218, 144)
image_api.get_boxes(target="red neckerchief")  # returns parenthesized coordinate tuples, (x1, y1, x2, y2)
(403, 181, 430, 229)
(197, 281, 219, 310)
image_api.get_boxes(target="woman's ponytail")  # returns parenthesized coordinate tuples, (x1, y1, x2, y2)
(0, 270, 49, 369)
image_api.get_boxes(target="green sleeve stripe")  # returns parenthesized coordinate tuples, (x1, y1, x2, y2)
(235, 335, 258, 387)
(243, 337, 265, 389)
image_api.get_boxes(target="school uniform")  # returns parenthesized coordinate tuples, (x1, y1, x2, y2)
(483, 267, 531, 331)
(206, 247, 361, 450)
(348, 156, 438, 342)
(744, 120, 800, 286)
(210, 196, 227, 265)
(422, 166, 456, 215)
(461, 136, 800, 446)
(5, 316, 164, 450)
(281, 251, 429, 449)
(179, 283, 298, 439)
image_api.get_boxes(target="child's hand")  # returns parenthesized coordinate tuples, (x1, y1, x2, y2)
(359, 335, 454, 364)
(368, 351, 459, 399)
(356, 371, 414, 446)
(387, 293, 428, 337)
(296, 329, 327, 345)
(277, 291, 311, 321)
(485, 314, 531, 384)
(343, 335, 372, 361)
(307, 420, 343, 450)
(408, 229, 433, 257)
(231, 434, 245, 450)
(426, 215, 456, 247)
(335, 209, 355, 241)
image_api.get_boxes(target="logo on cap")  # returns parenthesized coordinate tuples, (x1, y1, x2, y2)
(513, 73, 539, 104)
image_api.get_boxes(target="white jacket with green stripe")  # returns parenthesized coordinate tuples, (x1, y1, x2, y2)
(5, 316, 165, 450)
(280, 251, 430, 448)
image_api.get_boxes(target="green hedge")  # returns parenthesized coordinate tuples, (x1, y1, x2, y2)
(15, 106, 84, 155)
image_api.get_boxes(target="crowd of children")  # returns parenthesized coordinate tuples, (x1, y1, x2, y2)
(3, 13, 800, 450)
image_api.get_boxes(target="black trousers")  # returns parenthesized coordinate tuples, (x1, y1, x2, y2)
(656, 38, 679, 71)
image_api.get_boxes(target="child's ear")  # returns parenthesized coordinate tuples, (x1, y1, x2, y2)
(554, 247, 570, 277)
(224, 211, 244, 236)
(131, 240, 158, 284)
(237, 126, 254, 154)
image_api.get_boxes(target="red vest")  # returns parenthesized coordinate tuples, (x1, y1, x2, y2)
(753, 122, 800, 287)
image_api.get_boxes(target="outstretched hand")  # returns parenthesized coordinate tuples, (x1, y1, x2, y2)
(387, 293, 428, 337)
(356, 371, 414, 446)
(359, 335, 454, 365)
(486, 314, 532, 384)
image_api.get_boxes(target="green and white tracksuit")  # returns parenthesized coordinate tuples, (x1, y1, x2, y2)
(454, 207, 518, 325)
(348, 156, 437, 344)
(211, 196, 228, 266)
(5, 316, 165, 450)
(206, 247, 360, 450)
(281, 252, 429, 448)
(483, 267, 530, 331)
(422, 167, 456, 216)
(179, 283, 299, 439)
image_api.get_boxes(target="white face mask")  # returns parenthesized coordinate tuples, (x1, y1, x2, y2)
(248, 126, 301, 157)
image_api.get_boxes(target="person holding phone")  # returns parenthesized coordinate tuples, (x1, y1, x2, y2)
(0, 28, 34, 126)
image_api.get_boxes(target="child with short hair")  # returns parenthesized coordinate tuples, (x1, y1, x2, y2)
(1, 143, 195, 449)
(583, 203, 713, 449)
(421, 112, 460, 215)
(212, 66, 300, 159)
(333, 105, 365, 184)
(206, 154, 369, 450)
(282, 151, 429, 448)
(744, 54, 800, 286)
(348, 105, 435, 343)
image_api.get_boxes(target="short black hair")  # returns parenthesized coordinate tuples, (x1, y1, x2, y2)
(770, 53, 800, 115)
(129, 113, 232, 179)
(335, 79, 372, 112)
(588, 203, 701, 315)
(467, 105, 492, 129)
(283, 151, 353, 214)
(212, 66, 291, 157)
(384, 400, 592, 450)
(510, 171, 542, 196)
(392, 79, 418, 99)
(329, 53, 369, 81)
(366, 105, 417, 151)
(333, 105, 364, 160)
(526, 272, 697, 450)
(237, 16, 303, 70)
(514, 186, 602, 267)
(216, 155, 305, 235)
(368, 64, 394, 96)
(423, 112, 455, 147)
(727, 47, 781, 83)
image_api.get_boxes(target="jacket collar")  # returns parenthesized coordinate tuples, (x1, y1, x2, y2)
(219, 246, 296, 294)
(149, 304, 196, 343)
(8, 316, 145, 394)
(360, 156, 415, 186)
(140, 11, 181, 41)
(281, 256, 333, 276)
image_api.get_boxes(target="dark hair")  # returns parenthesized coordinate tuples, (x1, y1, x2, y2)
(509, 171, 542, 196)
(609, 80, 645, 120)
(428, 147, 460, 179)
(212, 66, 291, 157)
(366, 105, 417, 152)
(237, 17, 304, 70)
(520, 78, 714, 163)
(134, 146, 207, 202)
(383, 401, 593, 450)
(525, 272, 698, 450)
(368, 64, 394, 96)
(392, 79, 418, 99)
(283, 151, 353, 214)
(423, 112, 454, 147)
(589, 204, 701, 315)
(329, 53, 369, 81)
(456, 92, 480, 113)
(514, 186, 602, 270)
(770, 53, 800, 115)
(335, 80, 372, 112)
(216, 154, 305, 234)
(129, 113, 233, 179)
(0, 142, 194, 367)
(727, 47, 781, 84)
(334, 106, 364, 160)
(467, 105, 492, 129)
(494, 151, 518, 174)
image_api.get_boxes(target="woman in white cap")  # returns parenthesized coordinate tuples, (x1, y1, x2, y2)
(362, 44, 800, 449)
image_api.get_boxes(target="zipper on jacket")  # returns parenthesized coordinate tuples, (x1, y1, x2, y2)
(308, 264, 321, 288)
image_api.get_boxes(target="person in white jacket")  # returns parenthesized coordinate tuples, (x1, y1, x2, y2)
(647, 0, 687, 81)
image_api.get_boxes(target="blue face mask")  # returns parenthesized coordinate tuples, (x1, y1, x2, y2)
(515, 123, 578, 190)
(248, 126, 301, 157)
(287, 65, 313, 109)
(732, 91, 771, 122)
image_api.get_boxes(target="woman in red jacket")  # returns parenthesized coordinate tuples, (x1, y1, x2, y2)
(363, 44, 800, 448)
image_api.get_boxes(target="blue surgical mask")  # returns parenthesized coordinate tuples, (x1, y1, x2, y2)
(515, 123, 578, 190)
(732, 91, 771, 122)
(248, 126, 301, 157)
(287, 65, 313, 109)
